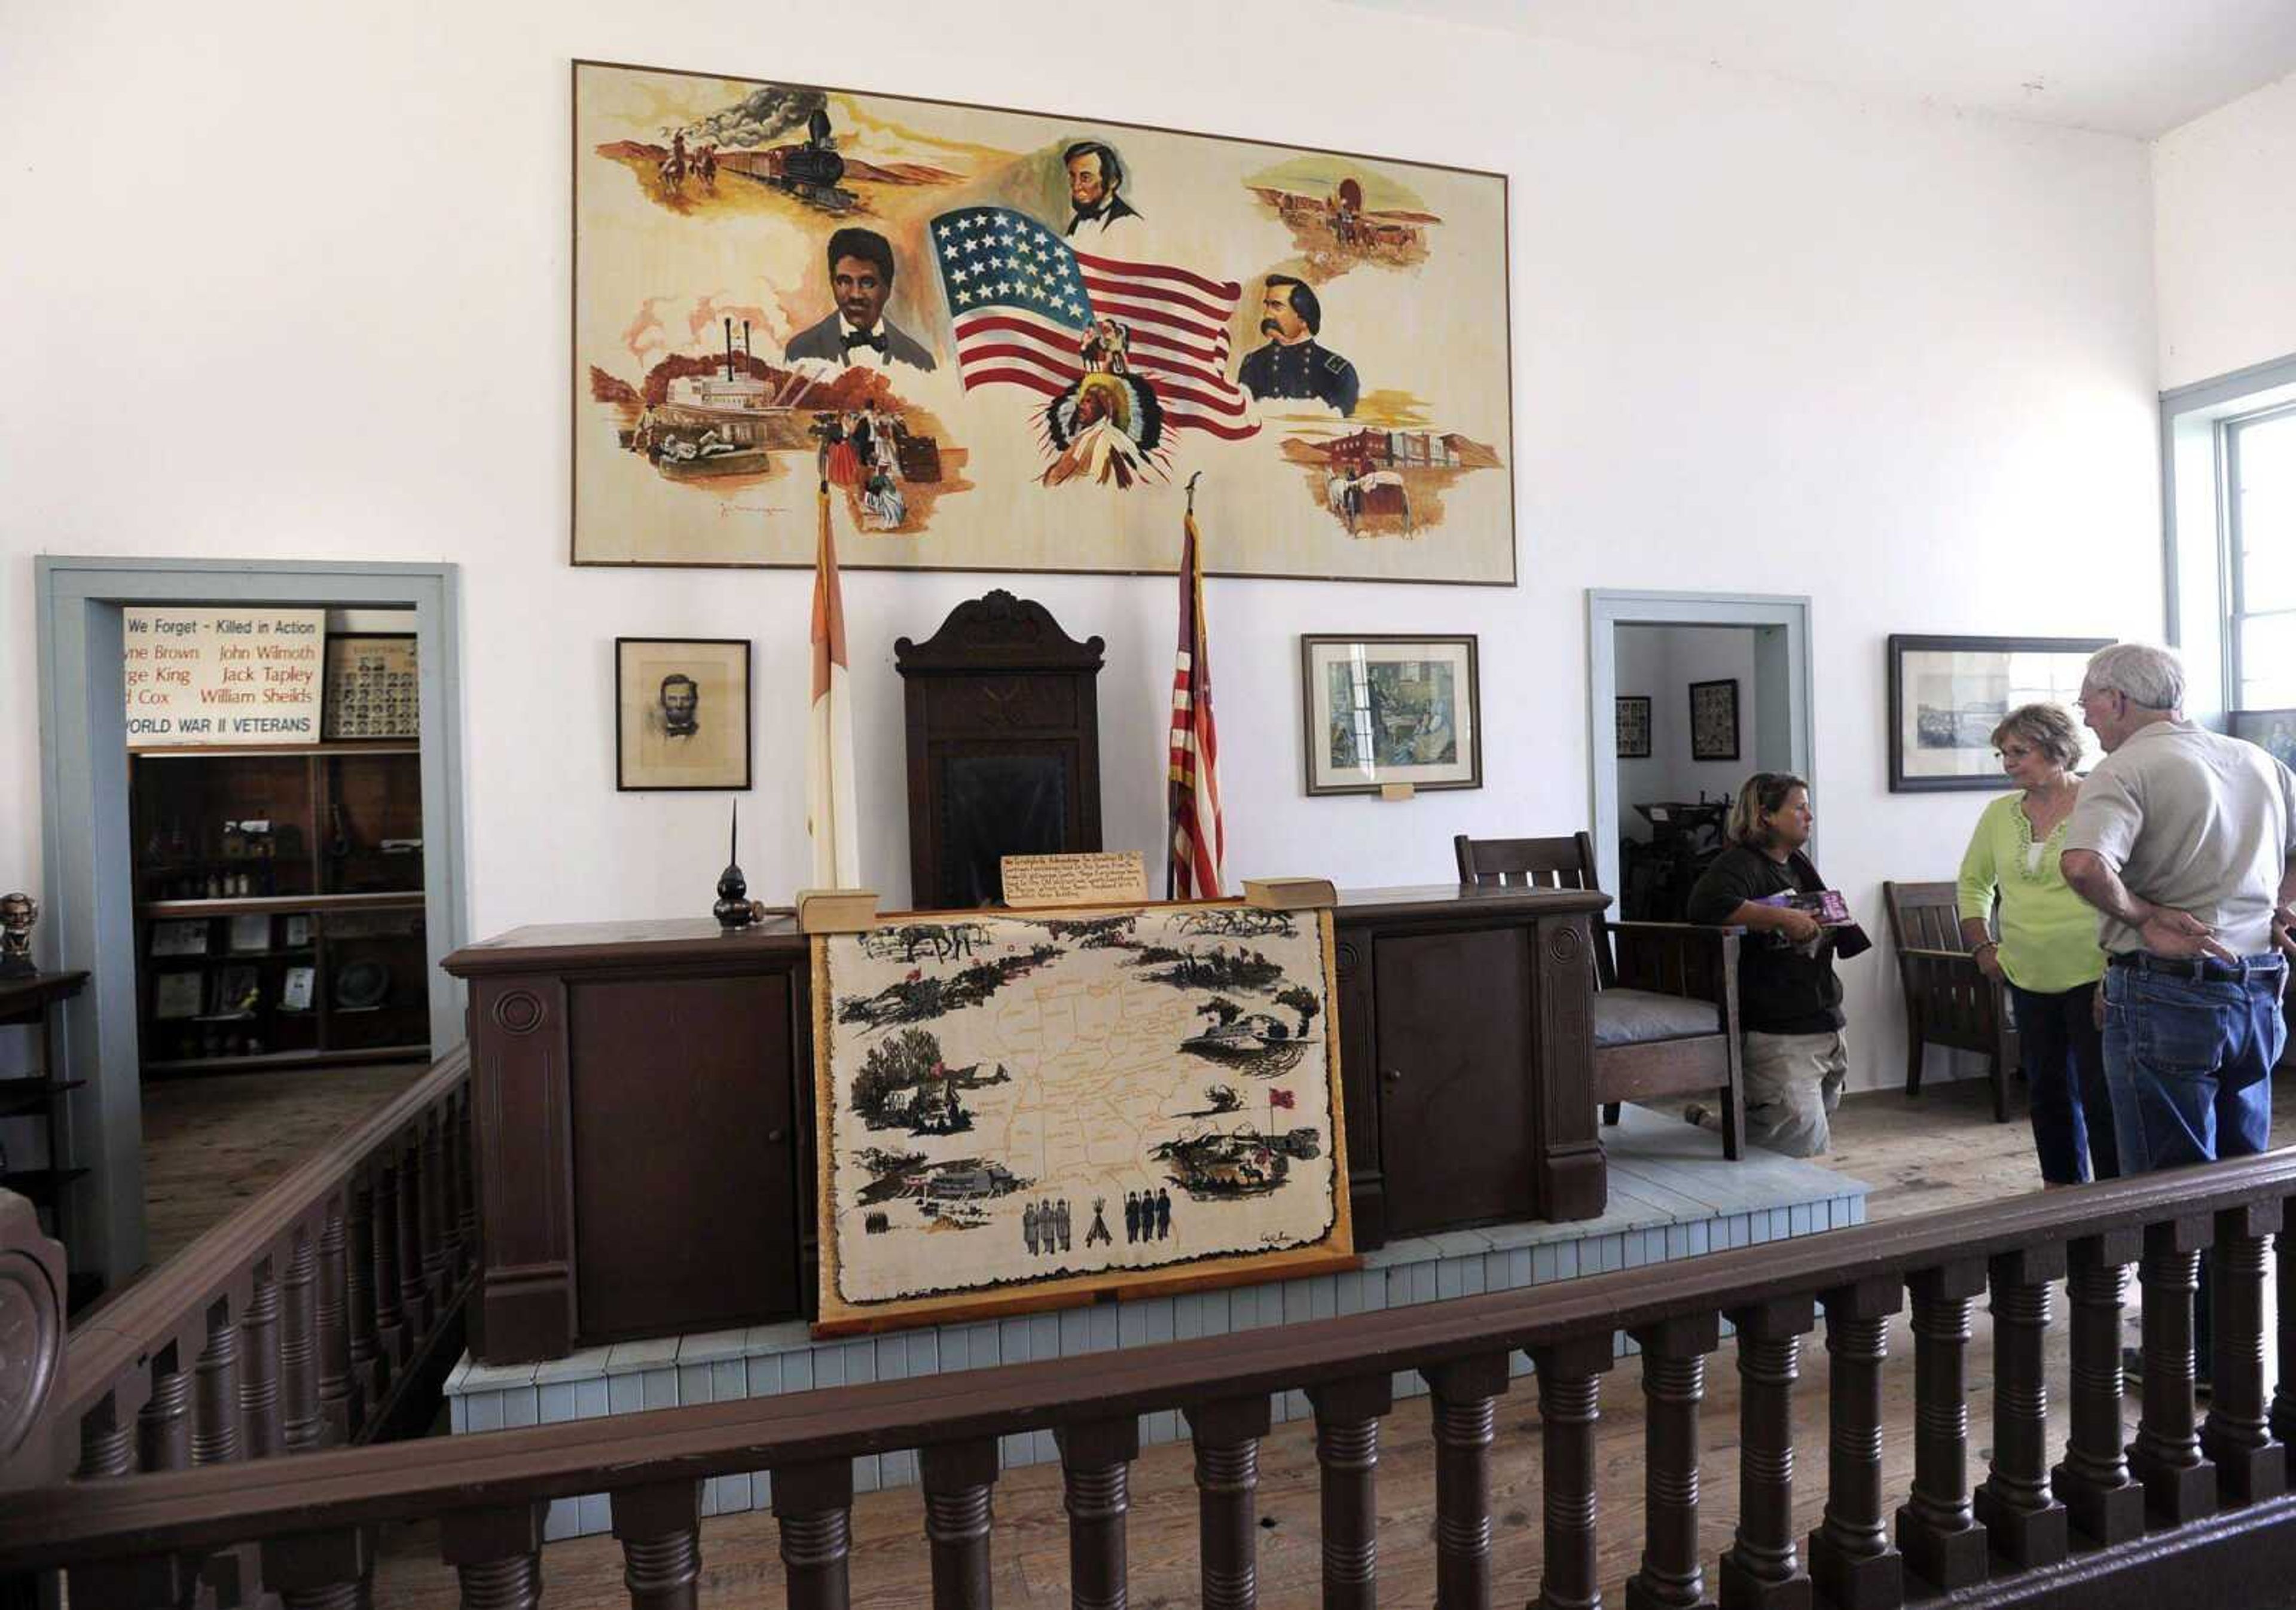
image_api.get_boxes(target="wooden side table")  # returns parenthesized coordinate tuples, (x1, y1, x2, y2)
(0, 972, 93, 1310)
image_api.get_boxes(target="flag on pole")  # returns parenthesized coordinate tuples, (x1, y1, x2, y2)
(1167, 507, 1225, 898)
(807, 481, 860, 887)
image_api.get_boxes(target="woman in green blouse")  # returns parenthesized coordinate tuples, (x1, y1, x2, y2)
(1956, 702, 2114, 1182)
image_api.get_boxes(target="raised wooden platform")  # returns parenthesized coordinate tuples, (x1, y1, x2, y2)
(443, 1104, 1868, 1539)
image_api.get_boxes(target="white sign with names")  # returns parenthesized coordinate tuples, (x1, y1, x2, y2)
(124, 608, 326, 748)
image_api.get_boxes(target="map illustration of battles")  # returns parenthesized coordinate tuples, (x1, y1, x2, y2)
(574, 61, 1514, 583)
(814, 905, 1347, 1319)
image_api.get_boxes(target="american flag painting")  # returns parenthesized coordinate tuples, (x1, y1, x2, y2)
(930, 207, 1258, 441)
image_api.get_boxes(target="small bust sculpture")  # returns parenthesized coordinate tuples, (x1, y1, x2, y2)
(0, 893, 39, 977)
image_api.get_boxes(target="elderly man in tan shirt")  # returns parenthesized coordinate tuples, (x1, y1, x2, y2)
(2060, 643, 2296, 1385)
(2061, 643, 2296, 1172)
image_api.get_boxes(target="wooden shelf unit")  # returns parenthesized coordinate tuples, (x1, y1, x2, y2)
(131, 743, 432, 1078)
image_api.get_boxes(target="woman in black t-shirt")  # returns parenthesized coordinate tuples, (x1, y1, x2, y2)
(1684, 773, 1869, 1156)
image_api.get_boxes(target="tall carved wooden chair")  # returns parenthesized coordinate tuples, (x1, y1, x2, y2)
(1882, 880, 2017, 1122)
(1455, 832, 1745, 1159)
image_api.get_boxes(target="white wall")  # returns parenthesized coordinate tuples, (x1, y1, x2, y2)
(1, 0, 2163, 1094)
(2154, 69, 2296, 390)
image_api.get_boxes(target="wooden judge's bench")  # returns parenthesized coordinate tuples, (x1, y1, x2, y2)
(444, 884, 1607, 1364)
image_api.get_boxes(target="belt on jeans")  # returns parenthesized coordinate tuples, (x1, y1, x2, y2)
(2108, 952, 2286, 984)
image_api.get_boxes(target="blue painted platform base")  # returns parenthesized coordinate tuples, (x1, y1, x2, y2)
(444, 1104, 1868, 1539)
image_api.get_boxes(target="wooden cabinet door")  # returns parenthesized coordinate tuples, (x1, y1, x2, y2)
(1372, 927, 1536, 1236)
(567, 970, 802, 1342)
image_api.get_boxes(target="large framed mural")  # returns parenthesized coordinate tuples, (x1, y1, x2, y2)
(575, 61, 1515, 584)
(812, 903, 1352, 1333)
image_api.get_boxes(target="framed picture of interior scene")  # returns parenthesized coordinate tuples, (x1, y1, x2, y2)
(614, 637, 753, 792)
(1300, 634, 1480, 796)
(1887, 634, 2112, 792)
(1616, 695, 1652, 759)
(2230, 708, 2296, 771)
(1688, 678, 1739, 762)
(572, 60, 1515, 584)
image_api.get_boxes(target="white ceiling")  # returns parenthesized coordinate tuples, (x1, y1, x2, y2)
(1335, 0, 2296, 138)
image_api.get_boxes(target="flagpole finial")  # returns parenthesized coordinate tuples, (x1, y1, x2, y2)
(1185, 471, 1202, 516)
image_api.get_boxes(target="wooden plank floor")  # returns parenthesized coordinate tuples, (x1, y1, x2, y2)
(138, 1061, 428, 1268)
(355, 1073, 2294, 1606)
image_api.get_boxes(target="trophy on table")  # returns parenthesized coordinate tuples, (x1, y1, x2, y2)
(0, 893, 40, 978)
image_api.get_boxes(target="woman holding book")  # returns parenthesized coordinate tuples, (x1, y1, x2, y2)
(1955, 702, 2114, 1183)
(1685, 772, 1871, 1157)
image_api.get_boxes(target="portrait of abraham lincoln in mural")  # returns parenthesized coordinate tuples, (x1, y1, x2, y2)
(573, 60, 1515, 584)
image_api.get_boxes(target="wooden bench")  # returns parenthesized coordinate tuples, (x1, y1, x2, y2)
(1882, 879, 2017, 1122)
(1455, 832, 1744, 1159)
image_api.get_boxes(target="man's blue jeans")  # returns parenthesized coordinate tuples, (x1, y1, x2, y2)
(2102, 957, 2285, 1175)
(2102, 953, 2287, 1370)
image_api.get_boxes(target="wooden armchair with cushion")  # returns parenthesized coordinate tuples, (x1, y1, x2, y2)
(1455, 832, 1745, 1159)
(1881, 880, 2017, 1122)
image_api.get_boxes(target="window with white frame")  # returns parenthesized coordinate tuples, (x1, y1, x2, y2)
(2230, 404, 2296, 710)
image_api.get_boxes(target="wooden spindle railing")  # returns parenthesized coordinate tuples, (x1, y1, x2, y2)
(16, 1129, 2296, 1610)
(34, 1047, 470, 1514)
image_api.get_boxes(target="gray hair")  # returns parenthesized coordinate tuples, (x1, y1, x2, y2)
(2083, 644, 2184, 711)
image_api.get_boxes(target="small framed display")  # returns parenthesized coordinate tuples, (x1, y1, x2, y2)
(1616, 695, 1653, 759)
(151, 919, 209, 958)
(154, 972, 205, 1021)
(280, 966, 317, 1013)
(615, 637, 753, 792)
(1689, 679, 1740, 762)
(1300, 634, 1482, 796)
(1887, 634, 2112, 792)
(323, 633, 420, 740)
(2230, 708, 2296, 771)
(228, 914, 271, 954)
(282, 915, 313, 949)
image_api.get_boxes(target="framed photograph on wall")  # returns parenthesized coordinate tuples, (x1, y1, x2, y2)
(1616, 695, 1652, 759)
(1888, 634, 2112, 792)
(1300, 635, 1481, 796)
(323, 633, 420, 740)
(2230, 708, 2296, 772)
(1689, 679, 1739, 762)
(615, 637, 752, 792)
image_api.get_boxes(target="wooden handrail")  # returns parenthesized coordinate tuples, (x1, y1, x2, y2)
(57, 1046, 471, 1434)
(8, 1142, 2296, 1568)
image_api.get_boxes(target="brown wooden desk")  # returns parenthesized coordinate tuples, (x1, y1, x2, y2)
(445, 885, 1605, 1363)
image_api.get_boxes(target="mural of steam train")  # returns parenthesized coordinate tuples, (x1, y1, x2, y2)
(719, 108, 857, 213)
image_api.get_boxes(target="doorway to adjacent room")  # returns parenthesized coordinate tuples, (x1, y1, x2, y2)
(34, 558, 469, 1293)
(1586, 591, 1814, 916)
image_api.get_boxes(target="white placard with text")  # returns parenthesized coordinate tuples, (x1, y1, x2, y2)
(124, 608, 326, 748)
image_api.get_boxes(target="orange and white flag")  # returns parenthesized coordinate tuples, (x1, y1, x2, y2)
(807, 482, 860, 887)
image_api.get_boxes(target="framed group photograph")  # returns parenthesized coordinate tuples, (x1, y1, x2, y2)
(1300, 634, 1481, 796)
(323, 633, 420, 740)
(1689, 679, 1739, 762)
(1615, 695, 1653, 760)
(615, 637, 753, 792)
(1887, 634, 2112, 792)
(2230, 708, 2296, 771)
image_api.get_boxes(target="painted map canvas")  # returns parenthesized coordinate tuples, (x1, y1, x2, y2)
(813, 905, 1349, 1328)
(575, 61, 1514, 583)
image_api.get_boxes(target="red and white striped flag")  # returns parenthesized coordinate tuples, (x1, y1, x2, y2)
(930, 206, 1257, 440)
(807, 482, 860, 887)
(1167, 509, 1224, 898)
